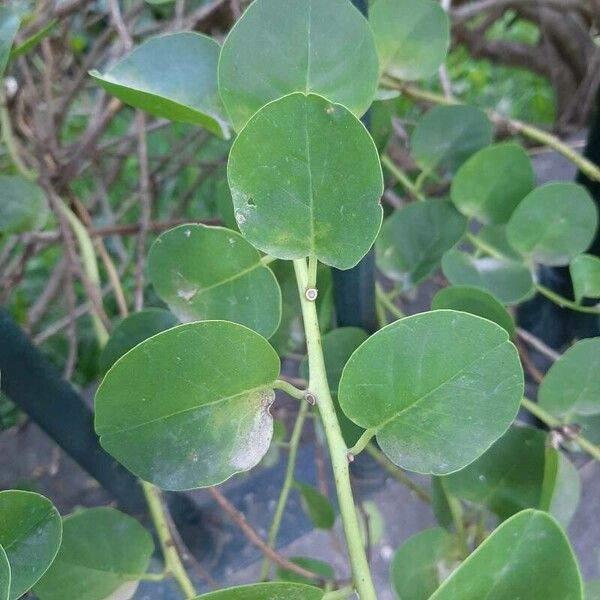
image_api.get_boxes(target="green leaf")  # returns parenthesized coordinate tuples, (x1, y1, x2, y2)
(227, 93, 383, 269)
(390, 527, 459, 600)
(444, 426, 546, 520)
(431, 477, 453, 529)
(0, 7, 19, 77)
(430, 510, 584, 600)
(276, 557, 335, 586)
(99, 308, 178, 373)
(506, 183, 598, 266)
(358, 500, 384, 547)
(451, 143, 535, 224)
(148, 224, 281, 338)
(376, 199, 467, 291)
(442, 249, 534, 304)
(194, 582, 324, 599)
(218, 0, 379, 132)
(411, 105, 493, 175)
(370, 0, 450, 81)
(0, 546, 9, 600)
(296, 482, 336, 530)
(300, 327, 368, 447)
(540, 448, 581, 529)
(95, 321, 280, 490)
(0, 176, 49, 234)
(432, 285, 515, 336)
(586, 581, 600, 600)
(538, 338, 600, 418)
(34, 507, 153, 600)
(570, 254, 600, 304)
(338, 310, 523, 475)
(10, 18, 57, 60)
(91, 33, 229, 138)
(476, 224, 523, 260)
(0, 491, 62, 600)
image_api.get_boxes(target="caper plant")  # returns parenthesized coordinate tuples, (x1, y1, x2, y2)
(1, 1, 600, 599)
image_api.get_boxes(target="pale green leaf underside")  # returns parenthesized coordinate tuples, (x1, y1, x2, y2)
(0, 491, 62, 600)
(540, 449, 581, 529)
(91, 32, 229, 138)
(338, 310, 523, 475)
(148, 224, 281, 338)
(0, 176, 49, 234)
(0, 7, 19, 78)
(370, 0, 450, 81)
(228, 93, 383, 270)
(34, 508, 153, 600)
(0, 546, 9, 600)
(95, 321, 280, 490)
(430, 510, 583, 600)
(570, 254, 600, 303)
(218, 0, 379, 131)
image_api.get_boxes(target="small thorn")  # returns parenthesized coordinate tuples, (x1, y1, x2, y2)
(304, 391, 317, 405)
(305, 287, 318, 302)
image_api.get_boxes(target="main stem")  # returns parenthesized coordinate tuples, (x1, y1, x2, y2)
(141, 481, 197, 599)
(293, 258, 376, 600)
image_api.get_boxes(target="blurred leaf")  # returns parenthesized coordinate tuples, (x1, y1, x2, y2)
(431, 476, 453, 529)
(0, 176, 49, 234)
(194, 582, 324, 599)
(570, 254, 600, 304)
(358, 500, 384, 547)
(276, 557, 335, 586)
(296, 482, 336, 530)
(0, 7, 19, 76)
(586, 581, 600, 600)
(0, 546, 9, 600)
(9, 18, 56, 59)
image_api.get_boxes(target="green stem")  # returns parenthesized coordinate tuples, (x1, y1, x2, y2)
(381, 154, 425, 201)
(521, 398, 600, 462)
(375, 282, 404, 320)
(293, 258, 377, 600)
(322, 585, 356, 600)
(273, 379, 307, 400)
(364, 444, 431, 503)
(141, 481, 197, 599)
(440, 478, 469, 558)
(348, 428, 376, 457)
(260, 401, 309, 580)
(260, 254, 277, 266)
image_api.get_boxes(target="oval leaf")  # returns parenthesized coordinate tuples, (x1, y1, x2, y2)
(91, 32, 229, 138)
(538, 338, 600, 418)
(338, 310, 523, 475)
(194, 582, 324, 599)
(95, 321, 280, 490)
(432, 285, 515, 335)
(376, 199, 467, 290)
(0, 7, 19, 77)
(0, 176, 49, 234)
(218, 0, 379, 131)
(444, 426, 546, 520)
(99, 308, 178, 373)
(442, 249, 534, 304)
(370, 0, 450, 81)
(276, 557, 335, 586)
(411, 105, 493, 175)
(296, 482, 336, 530)
(430, 510, 583, 600)
(227, 93, 383, 269)
(0, 491, 62, 600)
(391, 527, 459, 600)
(451, 142, 535, 224)
(34, 507, 153, 600)
(0, 547, 9, 600)
(570, 254, 600, 304)
(148, 224, 282, 338)
(507, 183, 598, 266)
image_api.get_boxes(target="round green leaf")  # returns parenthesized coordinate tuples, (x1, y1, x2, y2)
(370, 0, 450, 81)
(376, 199, 467, 291)
(451, 143, 535, 224)
(538, 338, 600, 418)
(0, 176, 49, 234)
(0, 546, 9, 600)
(300, 327, 368, 447)
(34, 507, 153, 600)
(276, 557, 335, 586)
(218, 0, 379, 132)
(444, 426, 546, 520)
(540, 448, 581, 529)
(391, 527, 459, 600)
(411, 105, 493, 175)
(476, 224, 523, 260)
(227, 93, 383, 269)
(91, 33, 229, 138)
(506, 183, 598, 266)
(194, 582, 324, 599)
(338, 310, 523, 475)
(0, 7, 19, 77)
(296, 482, 336, 530)
(430, 510, 583, 600)
(570, 254, 600, 304)
(0, 491, 62, 600)
(148, 224, 281, 338)
(432, 285, 515, 336)
(95, 321, 280, 490)
(99, 308, 178, 373)
(442, 249, 534, 305)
